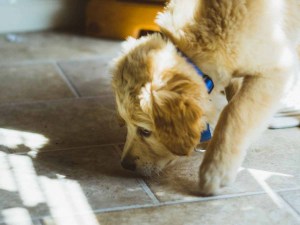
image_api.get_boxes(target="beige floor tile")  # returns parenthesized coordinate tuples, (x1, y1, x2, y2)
(42, 194, 300, 225)
(0, 97, 126, 153)
(0, 146, 152, 224)
(145, 151, 262, 202)
(0, 32, 121, 64)
(0, 64, 74, 104)
(1, 30, 299, 225)
(58, 59, 113, 97)
(280, 190, 300, 215)
(145, 128, 300, 202)
(244, 128, 300, 190)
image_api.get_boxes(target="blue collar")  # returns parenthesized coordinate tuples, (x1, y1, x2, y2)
(178, 49, 214, 142)
(178, 50, 214, 93)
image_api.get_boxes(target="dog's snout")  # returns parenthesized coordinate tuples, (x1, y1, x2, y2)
(121, 156, 137, 171)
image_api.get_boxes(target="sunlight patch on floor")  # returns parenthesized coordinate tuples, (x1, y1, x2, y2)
(0, 128, 49, 152)
(0, 152, 17, 192)
(0, 150, 100, 225)
(9, 154, 45, 207)
(2, 207, 32, 225)
(248, 168, 293, 208)
(40, 177, 100, 225)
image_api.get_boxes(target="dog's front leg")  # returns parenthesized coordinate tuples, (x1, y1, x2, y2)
(199, 71, 289, 195)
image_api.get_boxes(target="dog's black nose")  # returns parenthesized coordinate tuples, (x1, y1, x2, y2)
(121, 157, 136, 171)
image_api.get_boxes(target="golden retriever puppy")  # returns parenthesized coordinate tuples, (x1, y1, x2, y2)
(111, 0, 300, 195)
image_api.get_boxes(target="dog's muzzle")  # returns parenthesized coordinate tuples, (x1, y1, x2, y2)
(121, 155, 137, 171)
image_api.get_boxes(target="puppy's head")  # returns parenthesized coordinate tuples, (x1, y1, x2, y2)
(111, 34, 211, 176)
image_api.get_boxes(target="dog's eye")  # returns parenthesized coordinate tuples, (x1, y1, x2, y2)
(137, 127, 152, 138)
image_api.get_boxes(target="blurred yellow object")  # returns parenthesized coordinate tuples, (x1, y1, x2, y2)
(86, 0, 165, 39)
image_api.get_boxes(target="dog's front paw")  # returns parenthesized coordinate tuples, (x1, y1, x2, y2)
(198, 160, 237, 196)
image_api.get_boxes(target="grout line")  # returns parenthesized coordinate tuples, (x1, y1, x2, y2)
(0, 55, 113, 67)
(58, 55, 117, 64)
(11, 143, 125, 155)
(6, 190, 266, 224)
(275, 187, 300, 193)
(111, 145, 122, 162)
(92, 191, 267, 214)
(92, 203, 155, 214)
(89, 188, 300, 215)
(112, 144, 123, 156)
(54, 62, 81, 98)
(113, 144, 122, 151)
(112, 144, 161, 205)
(112, 144, 160, 205)
(11, 188, 300, 223)
(281, 196, 300, 218)
(0, 95, 114, 108)
(137, 179, 160, 205)
(276, 187, 300, 218)
(3, 191, 268, 224)
(0, 59, 57, 67)
(274, 192, 300, 221)
(162, 190, 266, 205)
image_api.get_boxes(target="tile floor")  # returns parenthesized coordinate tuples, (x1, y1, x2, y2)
(0, 32, 299, 225)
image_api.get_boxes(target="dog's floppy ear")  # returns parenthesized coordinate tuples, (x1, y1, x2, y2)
(111, 34, 164, 97)
(111, 37, 147, 100)
(149, 73, 205, 156)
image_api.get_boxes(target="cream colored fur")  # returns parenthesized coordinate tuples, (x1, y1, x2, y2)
(111, 0, 300, 195)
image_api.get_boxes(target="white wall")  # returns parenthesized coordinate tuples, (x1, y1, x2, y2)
(0, 0, 86, 33)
